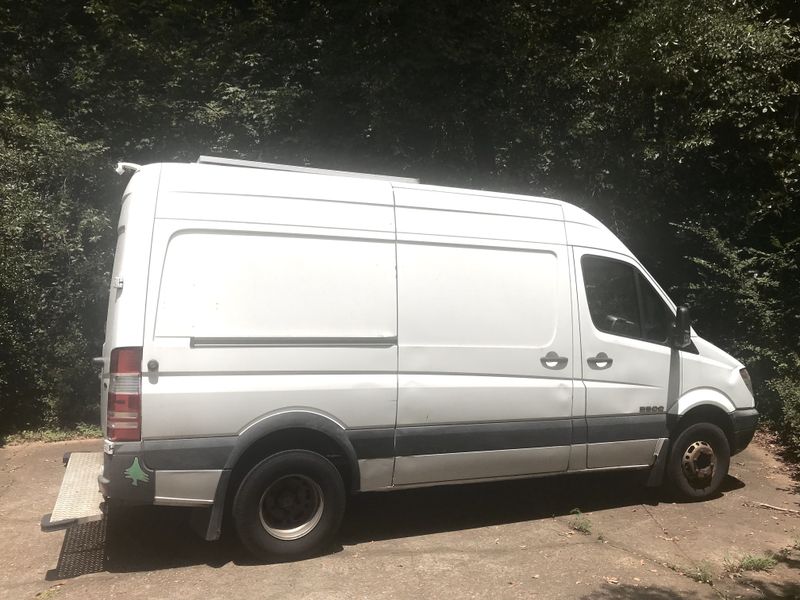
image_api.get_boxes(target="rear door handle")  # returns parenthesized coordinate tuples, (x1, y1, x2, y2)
(587, 352, 613, 369)
(540, 351, 568, 370)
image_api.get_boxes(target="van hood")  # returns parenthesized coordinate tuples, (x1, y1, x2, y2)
(692, 335, 744, 370)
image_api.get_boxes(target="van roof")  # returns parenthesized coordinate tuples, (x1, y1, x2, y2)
(135, 158, 632, 256)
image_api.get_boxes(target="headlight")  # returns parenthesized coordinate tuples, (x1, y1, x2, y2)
(739, 368, 754, 396)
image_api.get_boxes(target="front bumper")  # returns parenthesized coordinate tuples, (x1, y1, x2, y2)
(731, 408, 759, 455)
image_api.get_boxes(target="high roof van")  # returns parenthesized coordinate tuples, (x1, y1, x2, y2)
(46, 156, 758, 560)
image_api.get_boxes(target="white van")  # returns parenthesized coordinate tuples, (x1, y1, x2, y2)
(47, 156, 757, 560)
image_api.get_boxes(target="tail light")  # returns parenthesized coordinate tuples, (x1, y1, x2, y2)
(108, 347, 142, 441)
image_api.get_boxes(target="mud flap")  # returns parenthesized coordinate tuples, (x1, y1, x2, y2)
(190, 470, 230, 541)
(645, 438, 670, 488)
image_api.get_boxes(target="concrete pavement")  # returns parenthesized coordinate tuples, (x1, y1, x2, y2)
(1, 438, 799, 599)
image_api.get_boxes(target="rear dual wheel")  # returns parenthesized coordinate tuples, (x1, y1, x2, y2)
(667, 422, 730, 500)
(232, 450, 345, 561)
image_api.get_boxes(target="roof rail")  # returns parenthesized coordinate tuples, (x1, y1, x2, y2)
(197, 155, 419, 184)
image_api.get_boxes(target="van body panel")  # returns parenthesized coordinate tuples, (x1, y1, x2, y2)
(358, 458, 395, 491)
(395, 187, 565, 245)
(154, 470, 222, 506)
(102, 165, 161, 355)
(391, 188, 574, 484)
(571, 246, 678, 469)
(679, 336, 753, 411)
(564, 221, 630, 255)
(160, 163, 395, 207)
(562, 203, 631, 255)
(143, 436, 237, 470)
(672, 387, 737, 416)
(395, 419, 572, 455)
(100, 165, 160, 436)
(153, 232, 396, 339)
(157, 188, 395, 232)
(396, 375, 573, 425)
(140, 175, 398, 459)
(393, 185, 564, 220)
(585, 439, 663, 469)
(393, 446, 570, 485)
(94, 159, 757, 527)
(141, 374, 398, 439)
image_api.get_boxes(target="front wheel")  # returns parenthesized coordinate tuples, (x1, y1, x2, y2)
(232, 450, 345, 561)
(667, 422, 730, 500)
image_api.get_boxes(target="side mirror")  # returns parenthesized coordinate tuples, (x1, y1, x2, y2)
(672, 305, 692, 349)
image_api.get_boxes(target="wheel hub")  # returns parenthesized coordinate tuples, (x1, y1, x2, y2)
(681, 440, 716, 485)
(259, 474, 324, 541)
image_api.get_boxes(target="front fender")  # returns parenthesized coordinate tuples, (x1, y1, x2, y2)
(670, 387, 735, 416)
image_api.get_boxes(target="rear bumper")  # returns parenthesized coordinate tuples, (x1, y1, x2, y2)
(731, 408, 759, 455)
(98, 443, 155, 505)
(99, 439, 223, 508)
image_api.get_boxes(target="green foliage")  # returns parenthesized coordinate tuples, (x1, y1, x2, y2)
(675, 224, 800, 426)
(2, 422, 102, 446)
(725, 553, 779, 573)
(568, 508, 592, 534)
(0, 0, 798, 446)
(686, 562, 714, 585)
(0, 109, 112, 432)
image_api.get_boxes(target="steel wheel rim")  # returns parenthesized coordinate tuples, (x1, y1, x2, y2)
(681, 440, 716, 487)
(259, 474, 324, 540)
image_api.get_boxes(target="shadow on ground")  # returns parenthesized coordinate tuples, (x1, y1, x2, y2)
(739, 550, 800, 599)
(579, 583, 703, 599)
(45, 471, 744, 580)
(736, 578, 800, 600)
(583, 580, 800, 600)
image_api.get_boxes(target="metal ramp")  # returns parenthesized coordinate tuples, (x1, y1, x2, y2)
(42, 452, 104, 531)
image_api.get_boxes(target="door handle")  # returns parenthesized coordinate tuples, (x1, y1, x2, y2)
(587, 352, 613, 369)
(540, 351, 568, 370)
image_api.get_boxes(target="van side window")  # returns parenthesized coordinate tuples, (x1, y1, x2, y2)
(581, 255, 673, 344)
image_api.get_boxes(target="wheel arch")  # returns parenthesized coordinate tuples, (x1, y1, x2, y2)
(670, 397, 735, 452)
(201, 411, 360, 542)
(672, 387, 736, 416)
(225, 411, 360, 494)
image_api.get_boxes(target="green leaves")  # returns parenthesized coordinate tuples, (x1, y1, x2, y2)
(0, 109, 111, 432)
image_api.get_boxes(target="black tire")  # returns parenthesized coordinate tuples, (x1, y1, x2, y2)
(667, 422, 730, 500)
(232, 450, 345, 561)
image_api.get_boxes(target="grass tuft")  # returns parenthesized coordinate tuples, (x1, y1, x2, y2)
(686, 563, 714, 584)
(568, 508, 592, 534)
(725, 553, 778, 573)
(2, 423, 102, 445)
